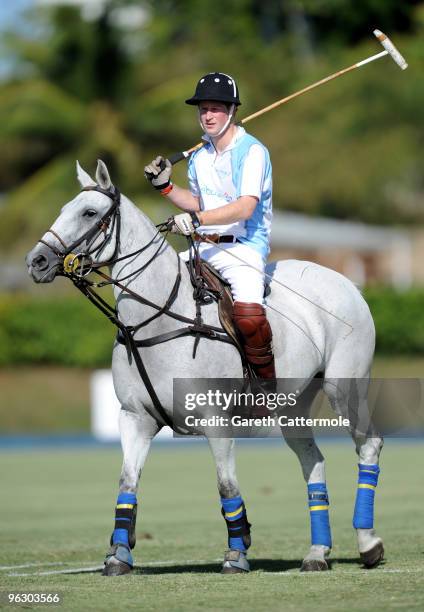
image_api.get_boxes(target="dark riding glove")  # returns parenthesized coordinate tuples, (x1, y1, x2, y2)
(144, 156, 172, 190)
(169, 212, 200, 235)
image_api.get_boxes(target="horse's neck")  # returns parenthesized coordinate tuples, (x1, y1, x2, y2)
(110, 196, 194, 328)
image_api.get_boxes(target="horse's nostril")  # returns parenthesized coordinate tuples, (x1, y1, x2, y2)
(32, 254, 49, 271)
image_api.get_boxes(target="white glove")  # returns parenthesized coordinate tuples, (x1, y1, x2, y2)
(144, 156, 172, 190)
(169, 212, 200, 235)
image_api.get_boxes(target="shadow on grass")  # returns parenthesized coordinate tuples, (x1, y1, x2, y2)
(134, 559, 300, 575)
(59, 557, 384, 576)
(130, 556, 382, 575)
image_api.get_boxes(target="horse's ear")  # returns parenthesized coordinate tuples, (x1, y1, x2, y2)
(76, 161, 96, 188)
(96, 159, 113, 191)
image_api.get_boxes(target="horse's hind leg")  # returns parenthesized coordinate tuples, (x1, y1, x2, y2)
(208, 438, 251, 574)
(103, 408, 161, 576)
(324, 376, 384, 568)
(352, 434, 384, 567)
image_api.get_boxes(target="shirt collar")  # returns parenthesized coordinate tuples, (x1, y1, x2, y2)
(202, 126, 246, 152)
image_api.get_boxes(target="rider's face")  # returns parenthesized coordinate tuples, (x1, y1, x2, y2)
(198, 101, 230, 137)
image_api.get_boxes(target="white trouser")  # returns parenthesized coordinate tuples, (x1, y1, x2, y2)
(180, 241, 266, 304)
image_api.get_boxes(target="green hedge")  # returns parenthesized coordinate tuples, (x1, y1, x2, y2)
(0, 294, 114, 367)
(364, 287, 424, 355)
(0, 288, 423, 366)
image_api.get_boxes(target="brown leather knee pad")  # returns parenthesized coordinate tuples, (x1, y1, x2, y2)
(233, 301, 275, 378)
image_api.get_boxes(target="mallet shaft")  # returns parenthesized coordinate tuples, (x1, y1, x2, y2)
(241, 63, 359, 125)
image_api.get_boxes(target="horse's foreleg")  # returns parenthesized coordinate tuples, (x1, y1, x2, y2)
(103, 408, 160, 576)
(283, 434, 332, 572)
(208, 438, 251, 574)
(352, 434, 384, 567)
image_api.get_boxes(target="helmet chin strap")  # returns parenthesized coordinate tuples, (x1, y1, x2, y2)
(198, 103, 236, 138)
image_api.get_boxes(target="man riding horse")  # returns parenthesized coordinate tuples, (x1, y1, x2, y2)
(26, 73, 386, 577)
(144, 72, 275, 384)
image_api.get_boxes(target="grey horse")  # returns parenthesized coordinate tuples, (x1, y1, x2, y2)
(26, 160, 384, 575)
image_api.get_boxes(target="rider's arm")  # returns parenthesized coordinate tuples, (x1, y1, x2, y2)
(197, 196, 258, 225)
(164, 185, 201, 212)
(164, 188, 257, 222)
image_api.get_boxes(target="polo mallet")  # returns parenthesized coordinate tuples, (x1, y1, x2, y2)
(163, 29, 407, 167)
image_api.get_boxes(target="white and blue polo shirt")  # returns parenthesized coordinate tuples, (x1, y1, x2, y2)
(188, 126, 272, 259)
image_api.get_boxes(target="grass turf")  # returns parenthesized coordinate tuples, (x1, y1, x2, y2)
(0, 442, 423, 611)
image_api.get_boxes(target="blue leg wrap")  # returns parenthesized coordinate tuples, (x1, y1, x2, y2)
(353, 464, 379, 529)
(112, 492, 137, 548)
(221, 496, 251, 552)
(308, 483, 332, 548)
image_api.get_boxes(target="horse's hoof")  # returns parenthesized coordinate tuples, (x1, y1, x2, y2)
(102, 557, 132, 576)
(221, 550, 250, 574)
(300, 558, 329, 572)
(360, 541, 384, 568)
(102, 544, 133, 576)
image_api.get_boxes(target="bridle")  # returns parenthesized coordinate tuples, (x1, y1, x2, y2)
(39, 185, 122, 276)
(37, 184, 233, 433)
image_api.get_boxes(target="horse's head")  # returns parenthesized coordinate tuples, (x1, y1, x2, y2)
(26, 160, 121, 283)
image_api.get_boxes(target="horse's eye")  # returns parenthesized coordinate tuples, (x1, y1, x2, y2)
(83, 209, 97, 218)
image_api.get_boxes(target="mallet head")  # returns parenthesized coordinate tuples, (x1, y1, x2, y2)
(374, 29, 408, 70)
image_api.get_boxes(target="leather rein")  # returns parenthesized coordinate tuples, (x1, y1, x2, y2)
(38, 185, 234, 432)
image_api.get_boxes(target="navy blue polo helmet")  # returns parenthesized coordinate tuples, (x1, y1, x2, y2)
(185, 72, 241, 106)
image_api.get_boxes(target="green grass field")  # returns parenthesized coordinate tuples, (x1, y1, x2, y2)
(1, 443, 423, 611)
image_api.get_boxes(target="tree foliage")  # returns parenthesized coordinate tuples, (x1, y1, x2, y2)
(0, 0, 423, 254)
